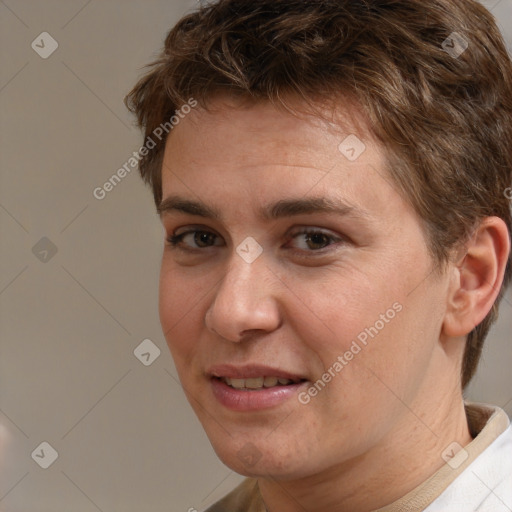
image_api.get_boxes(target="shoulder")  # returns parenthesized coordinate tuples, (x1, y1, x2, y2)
(425, 405, 512, 512)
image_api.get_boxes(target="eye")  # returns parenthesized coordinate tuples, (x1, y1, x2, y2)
(166, 229, 223, 250)
(288, 228, 344, 252)
(166, 227, 345, 254)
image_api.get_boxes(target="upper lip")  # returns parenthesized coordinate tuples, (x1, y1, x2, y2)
(207, 364, 307, 382)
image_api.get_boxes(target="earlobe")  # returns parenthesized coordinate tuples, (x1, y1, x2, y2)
(442, 217, 510, 338)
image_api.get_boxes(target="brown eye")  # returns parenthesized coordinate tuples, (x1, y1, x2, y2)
(167, 229, 222, 250)
(304, 232, 331, 250)
(289, 229, 343, 252)
(193, 231, 217, 247)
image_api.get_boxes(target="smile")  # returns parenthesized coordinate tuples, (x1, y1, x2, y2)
(219, 376, 304, 390)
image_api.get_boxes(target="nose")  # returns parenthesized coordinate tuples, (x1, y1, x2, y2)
(205, 255, 282, 342)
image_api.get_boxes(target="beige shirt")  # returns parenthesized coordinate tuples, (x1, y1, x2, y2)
(204, 403, 511, 512)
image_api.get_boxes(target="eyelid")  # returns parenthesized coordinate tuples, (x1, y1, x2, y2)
(288, 226, 341, 239)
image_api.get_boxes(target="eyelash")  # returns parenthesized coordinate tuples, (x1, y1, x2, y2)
(166, 228, 345, 254)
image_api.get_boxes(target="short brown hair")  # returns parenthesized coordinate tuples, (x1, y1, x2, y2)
(125, 0, 512, 389)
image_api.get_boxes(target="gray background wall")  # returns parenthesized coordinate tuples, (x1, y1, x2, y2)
(0, 1, 510, 510)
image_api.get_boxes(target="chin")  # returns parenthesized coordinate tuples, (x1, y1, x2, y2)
(205, 430, 315, 480)
(219, 451, 300, 479)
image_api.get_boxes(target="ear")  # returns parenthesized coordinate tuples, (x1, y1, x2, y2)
(442, 217, 510, 338)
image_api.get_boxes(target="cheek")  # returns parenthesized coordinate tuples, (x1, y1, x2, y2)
(285, 261, 431, 396)
(283, 266, 394, 358)
(158, 262, 207, 361)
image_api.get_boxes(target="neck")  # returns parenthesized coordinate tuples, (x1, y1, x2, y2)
(258, 386, 472, 512)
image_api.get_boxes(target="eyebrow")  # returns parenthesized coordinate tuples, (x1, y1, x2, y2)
(157, 195, 368, 221)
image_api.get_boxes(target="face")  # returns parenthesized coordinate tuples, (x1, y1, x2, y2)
(158, 97, 451, 479)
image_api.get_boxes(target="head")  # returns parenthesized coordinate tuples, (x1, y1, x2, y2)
(126, 0, 511, 479)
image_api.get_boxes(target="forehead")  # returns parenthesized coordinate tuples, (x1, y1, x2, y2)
(164, 96, 384, 177)
(159, 96, 412, 226)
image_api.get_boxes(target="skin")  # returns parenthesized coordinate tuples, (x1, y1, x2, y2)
(157, 96, 509, 512)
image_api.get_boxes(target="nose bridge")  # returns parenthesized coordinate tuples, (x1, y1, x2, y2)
(233, 244, 271, 288)
(206, 252, 280, 341)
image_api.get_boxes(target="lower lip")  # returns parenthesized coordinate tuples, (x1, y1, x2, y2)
(211, 378, 307, 411)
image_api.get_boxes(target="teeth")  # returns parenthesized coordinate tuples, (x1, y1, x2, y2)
(229, 378, 246, 389)
(223, 376, 297, 389)
(245, 377, 264, 389)
(263, 376, 278, 387)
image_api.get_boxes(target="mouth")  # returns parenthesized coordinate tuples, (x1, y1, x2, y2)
(214, 376, 307, 390)
(207, 364, 309, 411)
